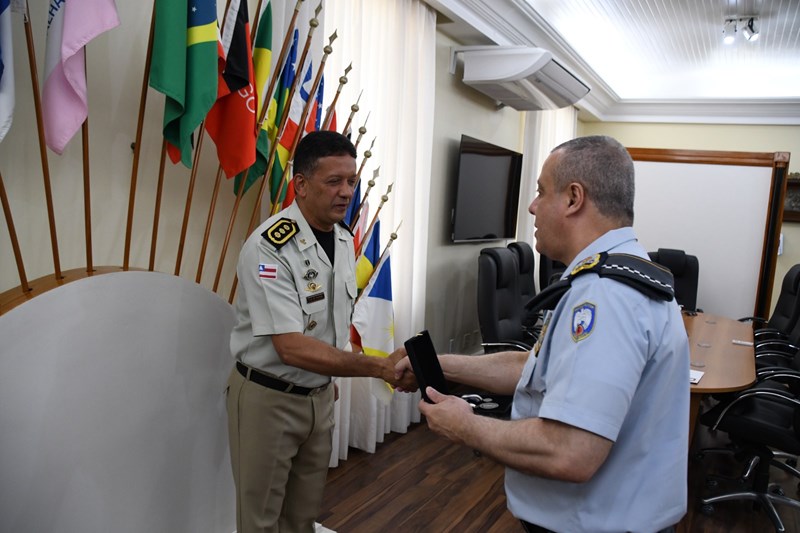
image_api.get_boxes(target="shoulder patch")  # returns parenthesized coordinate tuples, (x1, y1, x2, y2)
(262, 218, 299, 249)
(571, 302, 596, 342)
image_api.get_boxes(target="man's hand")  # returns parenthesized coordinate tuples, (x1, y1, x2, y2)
(393, 355, 418, 392)
(418, 387, 474, 445)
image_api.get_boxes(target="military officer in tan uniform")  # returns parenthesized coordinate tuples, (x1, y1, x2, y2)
(227, 131, 411, 533)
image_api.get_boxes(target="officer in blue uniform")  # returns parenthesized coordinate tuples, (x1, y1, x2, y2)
(398, 135, 690, 532)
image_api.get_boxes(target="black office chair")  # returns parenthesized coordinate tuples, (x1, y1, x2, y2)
(740, 264, 800, 342)
(507, 241, 540, 332)
(477, 247, 533, 353)
(699, 386, 800, 531)
(538, 253, 566, 290)
(648, 248, 700, 311)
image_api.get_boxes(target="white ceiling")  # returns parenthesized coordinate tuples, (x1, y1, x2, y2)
(422, 0, 800, 125)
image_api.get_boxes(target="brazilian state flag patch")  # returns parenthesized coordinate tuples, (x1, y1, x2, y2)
(571, 302, 596, 342)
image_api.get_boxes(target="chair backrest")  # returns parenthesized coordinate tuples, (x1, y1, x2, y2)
(477, 247, 524, 345)
(538, 253, 566, 290)
(508, 241, 537, 304)
(648, 248, 699, 310)
(767, 263, 800, 333)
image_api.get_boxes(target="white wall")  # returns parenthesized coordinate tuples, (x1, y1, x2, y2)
(426, 32, 524, 354)
(579, 121, 800, 314)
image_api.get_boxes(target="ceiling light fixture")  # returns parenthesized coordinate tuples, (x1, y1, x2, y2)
(722, 18, 737, 44)
(742, 17, 760, 41)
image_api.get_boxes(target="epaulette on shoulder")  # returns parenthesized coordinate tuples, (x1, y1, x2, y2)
(338, 220, 354, 237)
(525, 252, 675, 314)
(261, 218, 299, 250)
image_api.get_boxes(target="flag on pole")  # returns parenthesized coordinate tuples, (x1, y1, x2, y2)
(271, 60, 311, 210)
(305, 74, 323, 134)
(280, 71, 324, 210)
(0, 0, 13, 143)
(149, 0, 218, 168)
(344, 180, 361, 228)
(234, 26, 297, 196)
(204, 0, 257, 178)
(352, 198, 369, 255)
(355, 219, 380, 290)
(42, 0, 120, 154)
(351, 247, 395, 404)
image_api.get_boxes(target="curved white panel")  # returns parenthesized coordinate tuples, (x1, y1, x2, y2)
(0, 272, 236, 533)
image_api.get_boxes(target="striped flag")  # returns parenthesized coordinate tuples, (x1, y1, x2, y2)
(271, 60, 312, 210)
(0, 0, 13, 143)
(42, 0, 120, 154)
(351, 247, 395, 404)
(149, 0, 218, 168)
(204, 0, 257, 178)
(355, 219, 380, 290)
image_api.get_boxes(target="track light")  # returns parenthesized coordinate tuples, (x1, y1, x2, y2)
(722, 19, 736, 44)
(742, 17, 760, 41)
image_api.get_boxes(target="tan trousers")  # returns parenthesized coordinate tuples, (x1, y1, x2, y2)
(226, 368, 334, 533)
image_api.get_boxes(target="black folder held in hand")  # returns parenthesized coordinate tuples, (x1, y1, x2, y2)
(404, 330, 448, 403)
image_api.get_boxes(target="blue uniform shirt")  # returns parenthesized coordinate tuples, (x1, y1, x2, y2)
(506, 227, 690, 532)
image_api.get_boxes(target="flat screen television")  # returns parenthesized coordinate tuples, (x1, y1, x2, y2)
(451, 135, 523, 243)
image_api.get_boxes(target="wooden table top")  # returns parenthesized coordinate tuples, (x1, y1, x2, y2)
(684, 312, 756, 394)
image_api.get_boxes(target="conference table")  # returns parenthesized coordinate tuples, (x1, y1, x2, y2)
(684, 311, 756, 446)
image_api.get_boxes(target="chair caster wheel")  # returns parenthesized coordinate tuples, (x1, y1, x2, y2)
(701, 503, 714, 516)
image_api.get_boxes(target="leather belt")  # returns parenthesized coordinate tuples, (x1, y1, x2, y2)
(236, 362, 324, 396)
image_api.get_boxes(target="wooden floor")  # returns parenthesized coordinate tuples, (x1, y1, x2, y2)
(320, 417, 800, 532)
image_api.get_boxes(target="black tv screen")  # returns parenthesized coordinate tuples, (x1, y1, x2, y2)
(451, 135, 523, 243)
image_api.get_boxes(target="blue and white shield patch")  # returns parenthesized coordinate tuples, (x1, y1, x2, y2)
(571, 302, 596, 342)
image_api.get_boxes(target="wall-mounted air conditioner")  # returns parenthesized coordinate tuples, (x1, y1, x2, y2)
(450, 46, 590, 111)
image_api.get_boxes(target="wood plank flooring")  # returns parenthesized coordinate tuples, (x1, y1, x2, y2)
(320, 417, 800, 532)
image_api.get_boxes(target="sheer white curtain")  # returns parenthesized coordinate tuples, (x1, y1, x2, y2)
(322, 0, 437, 466)
(517, 107, 578, 272)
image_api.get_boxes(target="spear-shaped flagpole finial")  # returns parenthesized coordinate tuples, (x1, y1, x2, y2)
(354, 111, 370, 149)
(323, 62, 352, 130)
(342, 89, 363, 136)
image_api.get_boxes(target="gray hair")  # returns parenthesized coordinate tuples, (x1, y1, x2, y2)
(550, 135, 635, 225)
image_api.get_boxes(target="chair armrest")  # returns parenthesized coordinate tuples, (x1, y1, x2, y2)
(754, 339, 799, 353)
(481, 341, 532, 353)
(708, 389, 800, 431)
(755, 351, 795, 361)
(739, 316, 768, 326)
(757, 368, 800, 381)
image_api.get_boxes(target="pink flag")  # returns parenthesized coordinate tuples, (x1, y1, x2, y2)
(43, 0, 119, 154)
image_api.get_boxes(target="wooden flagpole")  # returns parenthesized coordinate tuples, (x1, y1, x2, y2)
(341, 90, 361, 136)
(124, 0, 156, 271)
(353, 111, 370, 149)
(269, 30, 338, 217)
(80, 117, 93, 274)
(251, 2, 322, 219)
(212, 0, 306, 292)
(354, 221, 401, 307)
(0, 171, 30, 293)
(196, 0, 254, 284)
(347, 139, 376, 231)
(23, 0, 61, 280)
(321, 63, 351, 130)
(174, 126, 207, 275)
(355, 182, 393, 258)
(349, 166, 378, 232)
(148, 140, 168, 271)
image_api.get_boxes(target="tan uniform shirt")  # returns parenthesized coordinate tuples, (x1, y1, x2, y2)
(230, 202, 357, 388)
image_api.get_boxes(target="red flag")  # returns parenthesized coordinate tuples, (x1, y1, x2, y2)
(204, 0, 257, 178)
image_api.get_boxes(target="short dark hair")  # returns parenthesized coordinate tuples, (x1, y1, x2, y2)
(551, 135, 635, 226)
(294, 131, 357, 177)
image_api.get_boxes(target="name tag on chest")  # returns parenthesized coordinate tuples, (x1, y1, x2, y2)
(306, 293, 325, 304)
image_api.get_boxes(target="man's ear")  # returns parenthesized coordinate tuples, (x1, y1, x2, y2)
(293, 173, 307, 198)
(566, 183, 585, 212)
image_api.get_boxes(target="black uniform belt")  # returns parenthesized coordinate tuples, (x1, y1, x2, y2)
(236, 362, 324, 396)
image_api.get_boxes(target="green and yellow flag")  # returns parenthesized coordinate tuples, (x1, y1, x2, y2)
(149, 0, 218, 168)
